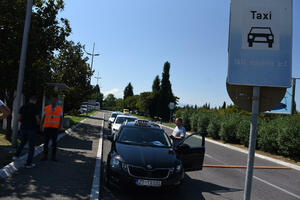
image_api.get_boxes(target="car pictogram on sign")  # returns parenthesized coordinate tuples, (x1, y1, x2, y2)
(247, 27, 274, 48)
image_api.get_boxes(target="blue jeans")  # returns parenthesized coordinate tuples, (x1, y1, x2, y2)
(15, 129, 36, 165)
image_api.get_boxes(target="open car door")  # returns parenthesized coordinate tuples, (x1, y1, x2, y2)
(175, 133, 205, 172)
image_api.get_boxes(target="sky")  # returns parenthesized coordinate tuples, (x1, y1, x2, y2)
(59, 0, 300, 109)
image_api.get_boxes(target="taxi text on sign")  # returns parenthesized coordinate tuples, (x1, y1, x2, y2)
(227, 0, 292, 87)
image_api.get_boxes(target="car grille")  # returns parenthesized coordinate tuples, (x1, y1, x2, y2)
(128, 166, 170, 179)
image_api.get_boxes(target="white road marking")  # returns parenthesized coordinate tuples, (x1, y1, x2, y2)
(89, 112, 104, 200)
(205, 154, 214, 159)
(205, 151, 300, 199)
(253, 176, 300, 199)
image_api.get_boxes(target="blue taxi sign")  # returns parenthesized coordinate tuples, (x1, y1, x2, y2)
(228, 0, 293, 87)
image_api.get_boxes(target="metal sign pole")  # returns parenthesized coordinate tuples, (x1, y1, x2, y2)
(291, 78, 296, 115)
(244, 86, 260, 200)
(12, 0, 33, 146)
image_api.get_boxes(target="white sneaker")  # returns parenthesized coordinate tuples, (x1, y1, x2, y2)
(25, 163, 36, 169)
(12, 156, 19, 161)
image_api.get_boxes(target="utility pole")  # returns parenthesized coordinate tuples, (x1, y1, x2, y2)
(12, 0, 33, 147)
(95, 72, 101, 100)
(95, 72, 101, 86)
(84, 42, 100, 72)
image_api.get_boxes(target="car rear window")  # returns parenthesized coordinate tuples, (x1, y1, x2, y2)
(115, 117, 136, 124)
(118, 127, 171, 147)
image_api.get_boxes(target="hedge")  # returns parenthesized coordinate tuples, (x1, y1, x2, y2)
(178, 108, 300, 161)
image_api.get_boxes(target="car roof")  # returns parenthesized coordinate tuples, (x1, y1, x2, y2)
(111, 111, 122, 114)
(122, 121, 162, 130)
(116, 115, 137, 118)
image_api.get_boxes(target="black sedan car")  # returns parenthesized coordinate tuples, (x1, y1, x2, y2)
(105, 120, 205, 188)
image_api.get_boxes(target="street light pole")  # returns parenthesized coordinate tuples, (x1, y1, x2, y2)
(84, 42, 100, 72)
(12, 0, 33, 147)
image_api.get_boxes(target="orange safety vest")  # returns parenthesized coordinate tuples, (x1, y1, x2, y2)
(43, 104, 63, 129)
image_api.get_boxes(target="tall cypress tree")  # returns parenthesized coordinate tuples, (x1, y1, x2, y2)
(158, 62, 175, 120)
(124, 82, 134, 100)
(151, 75, 160, 117)
(152, 75, 160, 92)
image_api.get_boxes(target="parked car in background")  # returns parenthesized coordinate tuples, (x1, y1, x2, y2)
(79, 105, 88, 114)
(108, 112, 123, 128)
(111, 115, 137, 134)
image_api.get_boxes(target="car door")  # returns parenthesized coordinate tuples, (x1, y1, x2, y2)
(175, 133, 205, 172)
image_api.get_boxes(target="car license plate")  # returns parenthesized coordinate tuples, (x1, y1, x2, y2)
(136, 179, 162, 187)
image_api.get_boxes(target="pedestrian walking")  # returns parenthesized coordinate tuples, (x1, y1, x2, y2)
(0, 99, 11, 119)
(170, 117, 186, 146)
(41, 95, 63, 161)
(13, 96, 40, 168)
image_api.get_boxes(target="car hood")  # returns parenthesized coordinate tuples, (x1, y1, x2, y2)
(116, 143, 178, 168)
(109, 117, 115, 122)
(112, 123, 121, 130)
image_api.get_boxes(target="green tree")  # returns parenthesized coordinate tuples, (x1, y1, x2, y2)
(123, 82, 134, 100)
(152, 75, 160, 91)
(91, 84, 103, 107)
(137, 92, 153, 114)
(222, 101, 227, 109)
(51, 41, 93, 113)
(124, 95, 139, 111)
(0, 0, 71, 135)
(158, 62, 175, 120)
(151, 75, 160, 117)
(115, 98, 124, 111)
(104, 94, 117, 109)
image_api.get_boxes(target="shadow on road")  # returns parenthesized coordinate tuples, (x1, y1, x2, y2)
(0, 119, 102, 200)
(101, 172, 241, 200)
(0, 148, 94, 199)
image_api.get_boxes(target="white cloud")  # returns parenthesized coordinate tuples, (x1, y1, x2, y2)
(103, 88, 122, 98)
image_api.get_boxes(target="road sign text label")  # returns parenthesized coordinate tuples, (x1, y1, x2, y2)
(251, 11, 272, 20)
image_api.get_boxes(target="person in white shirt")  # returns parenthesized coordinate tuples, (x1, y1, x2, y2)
(0, 100, 11, 119)
(170, 118, 186, 145)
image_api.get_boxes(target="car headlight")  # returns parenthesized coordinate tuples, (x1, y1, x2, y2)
(110, 155, 128, 172)
(110, 157, 120, 168)
(268, 35, 273, 40)
(175, 164, 182, 173)
(248, 35, 254, 39)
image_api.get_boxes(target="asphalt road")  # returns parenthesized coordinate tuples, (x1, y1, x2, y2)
(100, 111, 300, 200)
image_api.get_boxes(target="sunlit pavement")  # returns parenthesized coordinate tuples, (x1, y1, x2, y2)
(0, 112, 103, 200)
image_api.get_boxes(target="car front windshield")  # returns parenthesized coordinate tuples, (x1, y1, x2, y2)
(118, 127, 171, 147)
(115, 117, 136, 124)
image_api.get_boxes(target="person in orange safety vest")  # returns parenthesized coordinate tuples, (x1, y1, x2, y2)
(41, 95, 63, 161)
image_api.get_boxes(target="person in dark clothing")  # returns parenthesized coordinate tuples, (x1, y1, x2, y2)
(13, 96, 40, 168)
(41, 95, 63, 161)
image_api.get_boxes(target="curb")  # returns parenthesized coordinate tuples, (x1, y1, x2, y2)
(160, 124, 300, 172)
(0, 119, 86, 179)
(89, 112, 104, 200)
